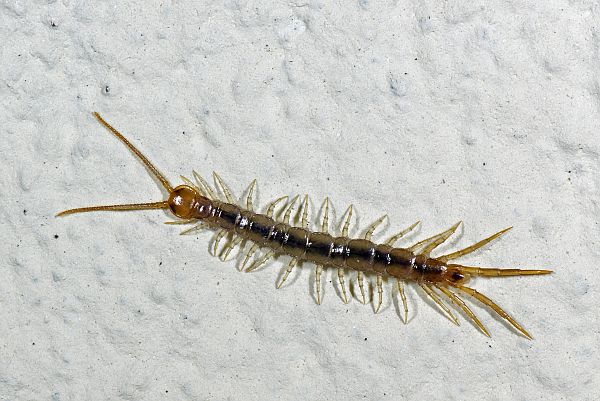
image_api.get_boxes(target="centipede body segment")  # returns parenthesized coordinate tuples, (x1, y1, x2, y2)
(58, 113, 552, 339)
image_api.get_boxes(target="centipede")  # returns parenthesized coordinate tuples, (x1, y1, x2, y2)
(58, 112, 552, 339)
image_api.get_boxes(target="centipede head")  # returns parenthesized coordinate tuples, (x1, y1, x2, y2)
(168, 185, 212, 219)
(57, 112, 214, 221)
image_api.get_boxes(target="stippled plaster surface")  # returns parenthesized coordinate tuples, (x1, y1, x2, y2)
(1, 1, 599, 400)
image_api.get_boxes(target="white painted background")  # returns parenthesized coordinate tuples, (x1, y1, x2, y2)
(2, 1, 598, 400)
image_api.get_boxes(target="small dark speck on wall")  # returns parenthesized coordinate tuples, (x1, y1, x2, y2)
(54, 234, 59, 239)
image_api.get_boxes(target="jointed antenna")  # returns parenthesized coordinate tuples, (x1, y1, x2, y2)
(57, 112, 173, 217)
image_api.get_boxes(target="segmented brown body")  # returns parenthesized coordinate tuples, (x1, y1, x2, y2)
(58, 113, 553, 340)
(205, 200, 429, 281)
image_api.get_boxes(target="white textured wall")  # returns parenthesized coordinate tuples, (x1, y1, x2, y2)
(2, 1, 599, 400)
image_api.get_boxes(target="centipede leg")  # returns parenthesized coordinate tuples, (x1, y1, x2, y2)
(315, 264, 323, 305)
(180, 175, 205, 196)
(213, 172, 236, 204)
(420, 283, 460, 325)
(282, 195, 300, 224)
(438, 227, 512, 262)
(220, 236, 243, 261)
(321, 198, 329, 232)
(246, 251, 274, 272)
(437, 285, 490, 337)
(241, 243, 260, 271)
(337, 268, 348, 303)
(178, 223, 207, 235)
(452, 283, 533, 339)
(192, 170, 217, 200)
(341, 205, 354, 237)
(396, 279, 408, 324)
(276, 257, 298, 289)
(408, 222, 461, 255)
(245, 179, 257, 211)
(212, 230, 228, 256)
(266, 196, 288, 218)
(357, 271, 366, 304)
(164, 219, 196, 225)
(375, 275, 383, 313)
(300, 195, 310, 229)
(364, 215, 387, 241)
(385, 221, 420, 246)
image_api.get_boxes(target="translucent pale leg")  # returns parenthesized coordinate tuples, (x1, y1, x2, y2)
(213, 172, 236, 204)
(408, 221, 461, 255)
(241, 243, 260, 270)
(341, 205, 353, 237)
(357, 272, 366, 304)
(245, 179, 257, 211)
(220, 236, 243, 261)
(301, 195, 309, 229)
(364, 215, 387, 241)
(315, 264, 323, 305)
(212, 230, 228, 256)
(452, 283, 533, 339)
(179, 223, 206, 235)
(246, 251, 275, 272)
(266, 196, 288, 218)
(437, 285, 490, 337)
(321, 198, 329, 232)
(282, 195, 299, 224)
(420, 283, 460, 325)
(164, 219, 196, 225)
(180, 175, 205, 196)
(337, 205, 352, 304)
(396, 279, 408, 324)
(192, 170, 217, 200)
(337, 268, 348, 303)
(385, 221, 420, 246)
(276, 258, 298, 289)
(375, 275, 383, 313)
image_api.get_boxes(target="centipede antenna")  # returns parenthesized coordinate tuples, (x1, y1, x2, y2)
(57, 201, 169, 217)
(93, 112, 173, 192)
(57, 113, 174, 217)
